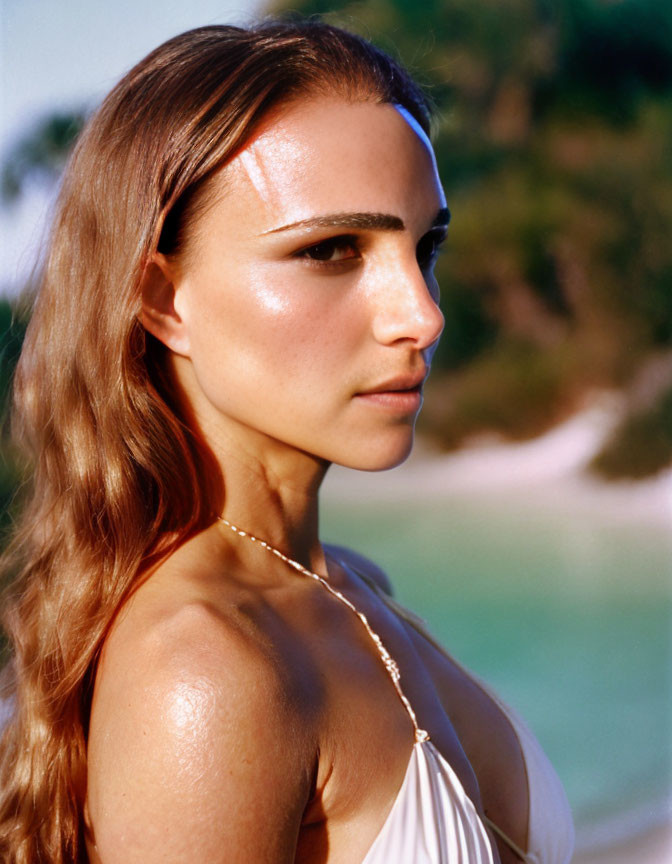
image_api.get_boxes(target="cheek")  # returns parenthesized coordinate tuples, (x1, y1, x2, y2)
(184, 263, 362, 405)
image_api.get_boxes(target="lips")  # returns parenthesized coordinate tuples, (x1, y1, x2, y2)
(352, 370, 427, 414)
(357, 370, 427, 395)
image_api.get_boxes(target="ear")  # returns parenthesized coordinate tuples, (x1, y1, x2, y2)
(140, 254, 191, 356)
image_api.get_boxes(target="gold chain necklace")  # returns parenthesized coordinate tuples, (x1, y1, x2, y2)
(216, 515, 429, 743)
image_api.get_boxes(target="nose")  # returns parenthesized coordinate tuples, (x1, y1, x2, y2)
(371, 257, 444, 351)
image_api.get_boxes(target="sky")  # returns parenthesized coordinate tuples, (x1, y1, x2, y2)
(0, 0, 263, 293)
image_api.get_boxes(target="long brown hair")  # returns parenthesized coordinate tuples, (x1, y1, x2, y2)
(0, 19, 432, 862)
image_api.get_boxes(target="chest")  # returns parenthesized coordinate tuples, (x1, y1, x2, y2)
(274, 582, 527, 864)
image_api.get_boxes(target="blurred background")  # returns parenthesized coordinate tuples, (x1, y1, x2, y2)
(1, 0, 671, 860)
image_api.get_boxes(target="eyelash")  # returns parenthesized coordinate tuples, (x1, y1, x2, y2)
(293, 231, 447, 271)
(416, 231, 447, 270)
(294, 235, 361, 269)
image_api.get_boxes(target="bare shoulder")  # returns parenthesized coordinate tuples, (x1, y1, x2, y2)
(324, 543, 394, 595)
(87, 559, 316, 863)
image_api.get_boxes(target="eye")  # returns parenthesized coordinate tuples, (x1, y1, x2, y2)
(416, 229, 447, 271)
(294, 235, 361, 267)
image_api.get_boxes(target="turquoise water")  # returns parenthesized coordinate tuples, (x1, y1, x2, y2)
(320, 492, 672, 839)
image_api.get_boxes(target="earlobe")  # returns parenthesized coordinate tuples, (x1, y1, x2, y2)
(140, 255, 191, 356)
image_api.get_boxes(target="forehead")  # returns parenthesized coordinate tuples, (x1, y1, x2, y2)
(209, 98, 444, 233)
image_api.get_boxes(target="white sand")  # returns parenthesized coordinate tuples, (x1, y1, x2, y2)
(322, 397, 672, 528)
(571, 822, 672, 864)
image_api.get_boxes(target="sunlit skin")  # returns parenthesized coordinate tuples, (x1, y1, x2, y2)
(139, 97, 447, 565)
(85, 99, 528, 864)
(172, 99, 445, 464)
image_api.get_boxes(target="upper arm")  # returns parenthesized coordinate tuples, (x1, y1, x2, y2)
(86, 603, 314, 863)
(325, 544, 395, 596)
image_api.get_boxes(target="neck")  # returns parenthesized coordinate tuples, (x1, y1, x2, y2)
(216, 438, 330, 571)
(170, 353, 331, 572)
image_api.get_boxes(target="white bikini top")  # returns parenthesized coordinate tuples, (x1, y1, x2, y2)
(362, 734, 495, 863)
(330, 557, 575, 864)
(215, 516, 575, 864)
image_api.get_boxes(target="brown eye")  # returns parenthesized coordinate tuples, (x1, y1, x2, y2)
(298, 235, 360, 263)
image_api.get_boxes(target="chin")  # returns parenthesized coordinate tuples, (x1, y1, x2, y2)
(334, 429, 416, 473)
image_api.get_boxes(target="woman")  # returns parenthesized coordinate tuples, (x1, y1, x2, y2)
(0, 20, 574, 864)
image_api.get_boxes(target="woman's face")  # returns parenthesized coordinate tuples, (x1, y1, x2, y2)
(157, 97, 447, 471)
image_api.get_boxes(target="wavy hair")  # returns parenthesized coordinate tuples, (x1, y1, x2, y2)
(0, 19, 432, 862)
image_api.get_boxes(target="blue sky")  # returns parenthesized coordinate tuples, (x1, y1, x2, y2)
(0, 0, 262, 292)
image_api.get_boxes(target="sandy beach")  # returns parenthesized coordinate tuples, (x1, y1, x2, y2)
(323, 398, 672, 528)
(571, 822, 672, 864)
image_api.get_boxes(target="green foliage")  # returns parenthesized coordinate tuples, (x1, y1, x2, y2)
(3, 2, 672, 474)
(271, 0, 672, 466)
(555, 0, 672, 121)
(590, 384, 672, 479)
(0, 453, 25, 549)
(0, 299, 28, 560)
(1, 110, 87, 203)
(0, 299, 27, 430)
(434, 281, 497, 370)
(420, 338, 580, 447)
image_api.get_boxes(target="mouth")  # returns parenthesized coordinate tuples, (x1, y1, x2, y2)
(354, 372, 426, 412)
(357, 370, 427, 396)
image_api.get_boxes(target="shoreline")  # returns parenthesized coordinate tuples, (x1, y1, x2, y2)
(323, 400, 672, 862)
(572, 799, 672, 863)
(322, 401, 672, 528)
(572, 821, 672, 864)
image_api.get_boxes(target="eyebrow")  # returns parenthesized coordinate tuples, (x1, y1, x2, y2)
(261, 207, 450, 236)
